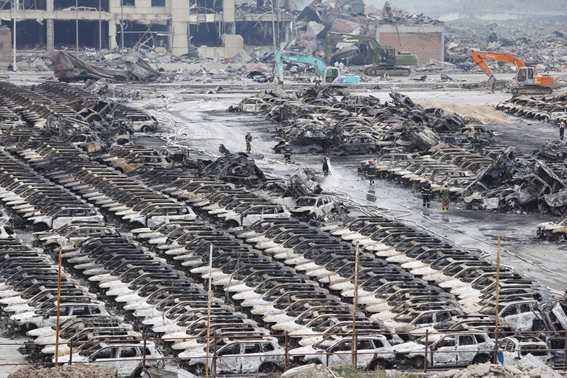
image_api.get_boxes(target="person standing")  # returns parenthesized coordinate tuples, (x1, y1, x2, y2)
(338, 61, 344, 74)
(560, 121, 565, 140)
(366, 159, 376, 185)
(321, 156, 329, 175)
(421, 178, 432, 208)
(442, 185, 450, 213)
(245, 131, 253, 152)
(283, 142, 293, 164)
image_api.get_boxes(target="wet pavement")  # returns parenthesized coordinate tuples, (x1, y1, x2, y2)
(137, 91, 567, 294)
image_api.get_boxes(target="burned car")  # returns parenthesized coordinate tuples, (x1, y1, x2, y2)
(181, 338, 285, 374)
(394, 332, 494, 369)
(289, 195, 339, 220)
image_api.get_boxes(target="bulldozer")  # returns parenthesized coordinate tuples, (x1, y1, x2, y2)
(471, 50, 560, 96)
(325, 33, 418, 77)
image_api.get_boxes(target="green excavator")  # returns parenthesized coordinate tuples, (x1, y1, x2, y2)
(325, 33, 418, 76)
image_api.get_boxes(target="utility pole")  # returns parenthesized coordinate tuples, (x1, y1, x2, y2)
(12, 0, 16, 70)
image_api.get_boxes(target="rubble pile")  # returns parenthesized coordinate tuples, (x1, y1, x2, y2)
(289, 1, 441, 59)
(202, 144, 267, 186)
(8, 364, 115, 378)
(47, 50, 160, 83)
(444, 16, 567, 73)
(431, 361, 560, 378)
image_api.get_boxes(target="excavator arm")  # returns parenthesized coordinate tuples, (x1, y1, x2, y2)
(471, 50, 526, 78)
(471, 50, 558, 96)
(471, 50, 527, 92)
(280, 51, 327, 77)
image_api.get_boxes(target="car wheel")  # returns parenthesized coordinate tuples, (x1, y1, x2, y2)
(410, 356, 425, 369)
(258, 362, 282, 373)
(472, 354, 490, 364)
(142, 126, 152, 132)
(189, 363, 207, 376)
(369, 359, 390, 370)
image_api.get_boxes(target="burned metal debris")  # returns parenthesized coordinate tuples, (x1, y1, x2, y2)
(201, 145, 266, 186)
(47, 50, 160, 83)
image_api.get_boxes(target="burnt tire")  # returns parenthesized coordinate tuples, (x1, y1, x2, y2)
(410, 356, 425, 370)
(188, 363, 207, 376)
(141, 126, 152, 132)
(369, 359, 390, 370)
(472, 354, 490, 364)
(258, 362, 282, 373)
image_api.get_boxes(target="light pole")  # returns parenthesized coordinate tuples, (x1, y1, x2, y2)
(98, 0, 102, 51)
(120, 0, 124, 49)
(75, 0, 79, 51)
(12, 0, 16, 70)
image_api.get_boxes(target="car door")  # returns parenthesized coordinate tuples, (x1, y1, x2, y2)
(356, 339, 376, 369)
(216, 342, 242, 373)
(115, 346, 143, 376)
(147, 208, 167, 228)
(431, 336, 458, 367)
(67, 228, 87, 246)
(456, 334, 477, 365)
(52, 209, 72, 229)
(326, 340, 352, 368)
(90, 347, 119, 373)
(240, 342, 264, 373)
(241, 207, 263, 226)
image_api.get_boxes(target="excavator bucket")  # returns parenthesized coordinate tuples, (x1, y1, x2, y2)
(486, 76, 496, 93)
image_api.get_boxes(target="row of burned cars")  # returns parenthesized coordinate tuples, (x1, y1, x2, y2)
(0, 132, 564, 375)
(0, 78, 563, 376)
(234, 89, 492, 157)
(239, 88, 567, 216)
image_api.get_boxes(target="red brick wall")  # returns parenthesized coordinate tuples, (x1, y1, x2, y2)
(379, 32, 443, 66)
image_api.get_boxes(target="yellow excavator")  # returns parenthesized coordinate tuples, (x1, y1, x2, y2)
(471, 50, 560, 96)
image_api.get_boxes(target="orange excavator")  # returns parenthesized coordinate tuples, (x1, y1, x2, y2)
(471, 51, 559, 96)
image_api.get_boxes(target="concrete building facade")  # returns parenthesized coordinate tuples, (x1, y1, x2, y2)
(0, 0, 292, 57)
(376, 25, 444, 65)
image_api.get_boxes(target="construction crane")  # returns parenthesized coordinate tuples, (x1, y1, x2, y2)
(470, 50, 560, 96)
(324, 33, 418, 77)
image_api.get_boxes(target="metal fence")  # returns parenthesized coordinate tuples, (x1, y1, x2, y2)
(4, 329, 567, 375)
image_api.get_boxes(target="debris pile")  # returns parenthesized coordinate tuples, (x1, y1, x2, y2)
(444, 15, 567, 73)
(201, 144, 266, 186)
(8, 364, 115, 378)
(47, 50, 160, 83)
(429, 361, 560, 378)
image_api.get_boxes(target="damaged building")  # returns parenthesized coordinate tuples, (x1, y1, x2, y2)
(0, 0, 444, 65)
(0, 0, 293, 57)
